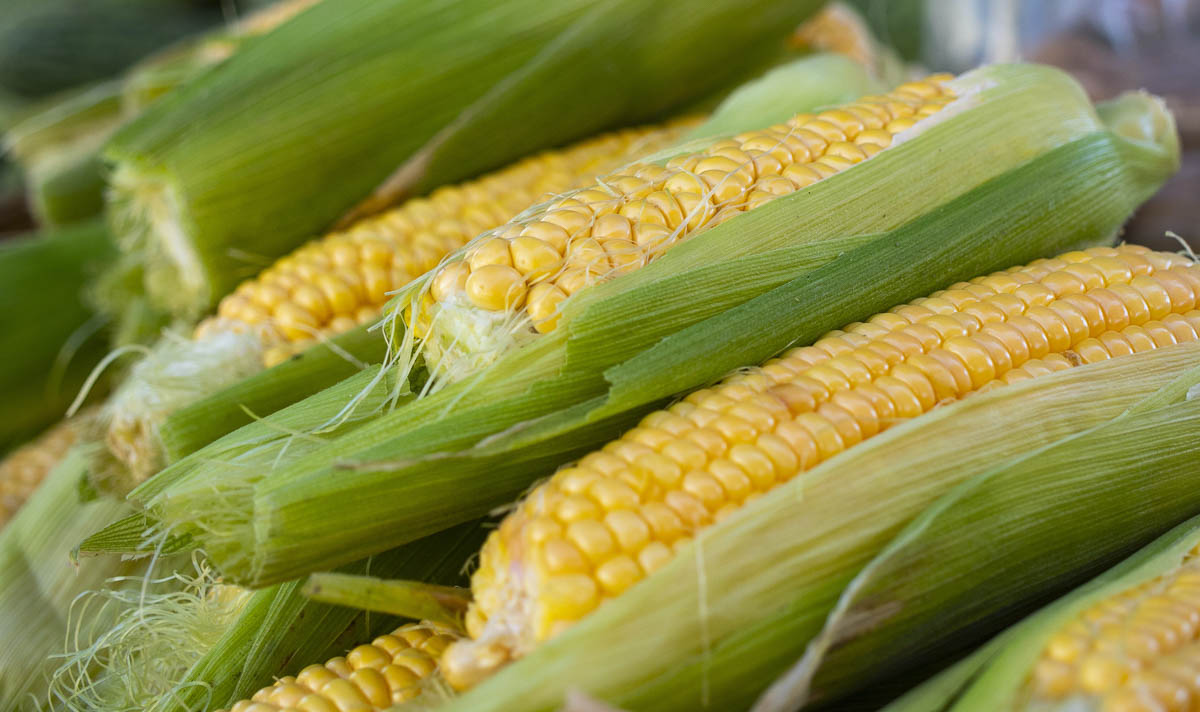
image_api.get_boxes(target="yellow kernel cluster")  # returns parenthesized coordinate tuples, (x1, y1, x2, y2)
(219, 621, 458, 712)
(422, 75, 957, 336)
(0, 419, 78, 528)
(1029, 545, 1200, 712)
(441, 246, 1200, 690)
(193, 120, 694, 368)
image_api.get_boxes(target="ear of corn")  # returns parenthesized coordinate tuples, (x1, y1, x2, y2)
(906, 513, 1200, 712)
(104, 0, 830, 320)
(436, 322, 1200, 712)
(441, 247, 1200, 690)
(2, 0, 325, 229)
(52, 521, 486, 712)
(0, 220, 115, 451)
(0, 445, 141, 711)
(117, 66, 1184, 591)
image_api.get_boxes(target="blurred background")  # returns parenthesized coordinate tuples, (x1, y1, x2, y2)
(0, 0, 273, 235)
(851, 0, 1200, 252)
(0, 0, 1196, 248)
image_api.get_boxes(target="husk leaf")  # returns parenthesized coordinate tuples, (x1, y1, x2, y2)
(0, 445, 139, 711)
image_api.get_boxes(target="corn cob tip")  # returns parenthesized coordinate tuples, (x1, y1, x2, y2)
(445, 245, 1200, 688)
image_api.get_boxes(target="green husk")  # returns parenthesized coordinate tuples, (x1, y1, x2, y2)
(438, 344, 1200, 712)
(303, 573, 470, 629)
(53, 521, 485, 712)
(0, 445, 140, 711)
(876, 640, 1010, 712)
(0, 220, 115, 451)
(119, 65, 1182, 587)
(2, 1, 327, 230)
(105, 0, 829, 319)
(158, 322, 387, 461)
(910, 513, 1200, 711)
(753, 363, 1200, 708)
(3, 82, 122, 226)
(151, 51, 880, 468)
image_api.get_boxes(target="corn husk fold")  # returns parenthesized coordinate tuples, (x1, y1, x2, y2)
(437, 344, 1200, 712)
(104, 0, 829, 319)
(108, 65, 1183, 588)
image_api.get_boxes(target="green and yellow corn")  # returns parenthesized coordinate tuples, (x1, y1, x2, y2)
(217, 622, 458, 712)
(1029, 556, 1200, 710)
(443, 245, 1200, 689)
(413, 74, 956, 379)
(195, 119, 695, 369)
(891, 516, 1200, 712)
(0, 417, 78, 528)
(98, 119, 694, 488)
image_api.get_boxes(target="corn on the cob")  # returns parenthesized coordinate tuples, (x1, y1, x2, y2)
(0, 417, 78, 527)
(413, 74, 956, 380)
(217, 622, 458, 712)
(195, 119, 695, 369)
(443, 246, 1200, 689)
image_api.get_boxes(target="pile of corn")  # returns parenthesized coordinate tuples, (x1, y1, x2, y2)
(1, 2, 1198, 712)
